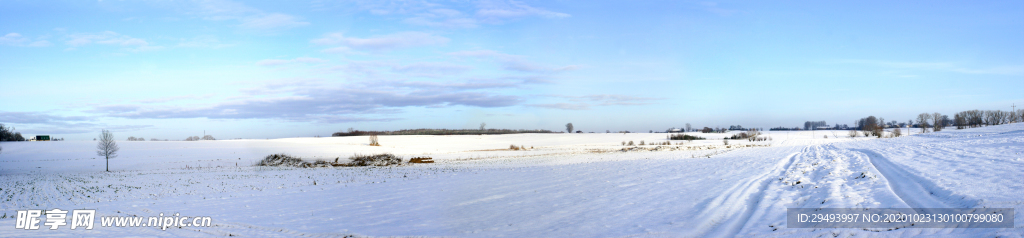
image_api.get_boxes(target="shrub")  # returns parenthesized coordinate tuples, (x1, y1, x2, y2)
(369, 134, 380, 146)
(639, 140, 645, 145)
(628, 141, 635, 146)
(848, 130, 857, 138)
(258, 153, 403, 167)
(348, 153, 402, 166)
(409, 157, 434, 163)
(257, 154, 308, 167)
(508, 144, 528, 150)
(668, 134, 705, 140)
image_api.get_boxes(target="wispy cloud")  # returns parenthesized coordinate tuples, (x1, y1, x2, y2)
(255, 57, 328, 66)
(135, 94, 216, 104)
(403, 8, 479, 28)
(90, 78, 523, 123)
(0, 33, 52, 47)
(0, 112, 91, 125)
(475, 0, 570, 21)
(392, 62, 472, 77)
(835, 59, 1024, 76)
(238, 13, 310, 30)
(325, 0, 568, 28)
(312, 32, 449, 52)
(0, 111, 151, 134)
(528, 94, 664, 110)
(187, 0, 309, 31)
(64, 31, 162, 52)
(527, 103, 589, 110)
(449, 50, 580, 73)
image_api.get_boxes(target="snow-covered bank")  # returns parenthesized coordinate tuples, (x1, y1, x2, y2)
(0, 125, 1021, 237)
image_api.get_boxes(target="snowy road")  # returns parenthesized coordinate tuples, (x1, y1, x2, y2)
(0, 125, 1021, 237)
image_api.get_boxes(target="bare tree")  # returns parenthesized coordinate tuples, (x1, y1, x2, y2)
(565, 123, 574, 133)
(984, 110, 1003, 126)
(97, 129, 119, 172)
(892, 128, 902, 137)
(685, 123, 692, 132)
(848, 130, 858, 138)
(932, 112, 942, 132)
(479, 122, 486, 131)
(916, 113, 931, 133)
(954, 112, 966, 129)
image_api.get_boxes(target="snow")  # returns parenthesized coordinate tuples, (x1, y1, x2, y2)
(0, 125, 1021, 237)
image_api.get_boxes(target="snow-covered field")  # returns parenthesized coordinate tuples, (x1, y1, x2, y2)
(0, 125, 1021, 237)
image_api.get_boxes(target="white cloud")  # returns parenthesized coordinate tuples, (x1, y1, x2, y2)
(392, 62, 472, 77)
(836, 59, 1024, 76)
(321, 46, 352, 54)
(0, 33, 26, 44)
(186, 0, 309, 31)
(449, 50, 580, 73)
(475, 0, 570, 22)
(312, 32, 449, 51)
(90, 79, 523, 123)
(525, 94, 661, 111)
(239, 13, 310, 30)
(65, 31, 162, 52)
(528, 103, 590, 110)
(256, 57, 328, 66)
(329, 0, 568, 28)
(402, 8, 479, 28)
(0, 32, 52, 47)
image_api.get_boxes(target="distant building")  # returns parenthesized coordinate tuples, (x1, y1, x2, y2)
(35, 135, 50, 141)
(666, 127, 682, 133)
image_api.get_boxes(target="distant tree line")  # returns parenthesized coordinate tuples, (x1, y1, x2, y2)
(803, 121, 827, 130)
(332, 128, 555, 137)
(184, 135, 216, 141)
(953, 109, 1021, 129)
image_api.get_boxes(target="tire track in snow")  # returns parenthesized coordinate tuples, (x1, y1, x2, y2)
(687, 147, 804, 237)
(853, 149, 969, 209)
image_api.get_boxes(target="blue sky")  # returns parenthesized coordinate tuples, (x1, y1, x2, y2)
(1, 0, 1021, 140)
